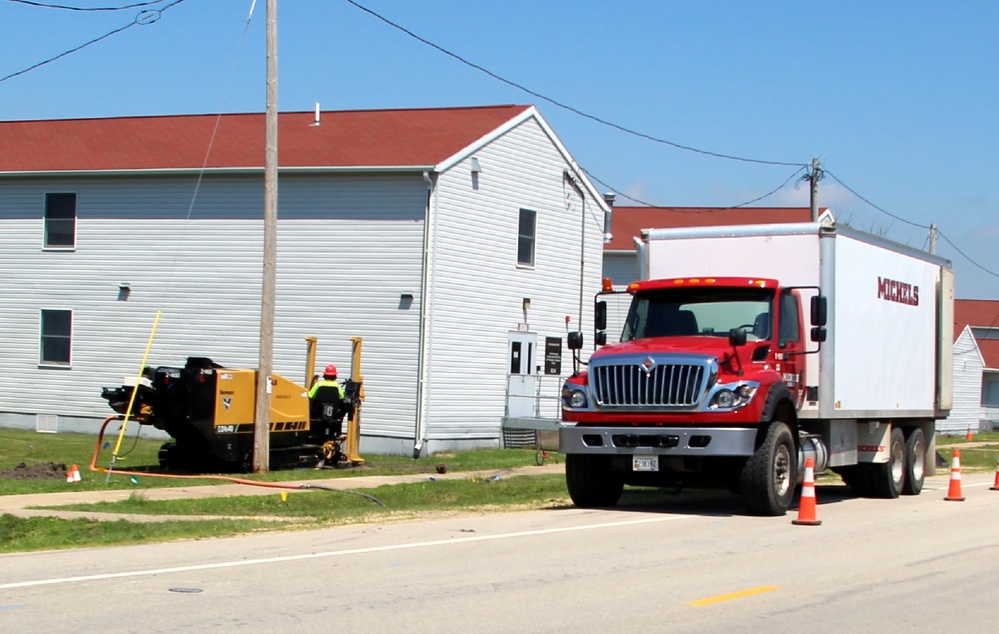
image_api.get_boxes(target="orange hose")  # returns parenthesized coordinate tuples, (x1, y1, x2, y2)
(90, 416, 306, 490)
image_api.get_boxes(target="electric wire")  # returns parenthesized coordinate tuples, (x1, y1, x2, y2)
(6, 0, 167, 11)
(353, 0, 994, 282)
(0, 0, 189, 84)
(826, 169, 998, 280)
(344, 0, 805, 169)
(584, 164, 808, 211)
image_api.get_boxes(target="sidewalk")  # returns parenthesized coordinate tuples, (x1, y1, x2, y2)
(0, 462, 567, 522)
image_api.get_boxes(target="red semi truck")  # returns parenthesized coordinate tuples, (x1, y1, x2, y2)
(560, 221, 954, 515)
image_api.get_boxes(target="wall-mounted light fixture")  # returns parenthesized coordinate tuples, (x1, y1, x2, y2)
(399, 292, 414, 309)
(118, 283, 131, 301)
(470, 157, 482, 174)
(522, 297, 531, 311)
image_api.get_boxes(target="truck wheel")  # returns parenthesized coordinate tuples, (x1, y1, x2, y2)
(739, 421, 796, 516)
(565, 454, 623, 508)
(869, 427, 905, 498)
(901, 428, 925, 495)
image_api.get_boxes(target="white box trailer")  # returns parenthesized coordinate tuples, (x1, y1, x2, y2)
(559, 220, 954, 515)
(639, 221, 954, 420)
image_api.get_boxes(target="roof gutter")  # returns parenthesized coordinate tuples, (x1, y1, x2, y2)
(0, 165, 435, 178)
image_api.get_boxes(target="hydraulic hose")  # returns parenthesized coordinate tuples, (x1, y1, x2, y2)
(90, 416, 385, 506)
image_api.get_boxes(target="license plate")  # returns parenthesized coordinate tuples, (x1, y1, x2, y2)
(632, 455, 659, 472)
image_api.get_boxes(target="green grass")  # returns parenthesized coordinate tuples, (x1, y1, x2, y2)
(1, 475, 570, 553)
(0, 513, 274, 553)
(935, 430, 999, 445)
(0, 429, 549, 495)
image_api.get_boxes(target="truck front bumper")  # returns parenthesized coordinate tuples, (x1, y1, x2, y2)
(558, 425, 758, 457)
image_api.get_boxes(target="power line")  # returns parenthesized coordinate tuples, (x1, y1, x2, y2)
(584, 165, 807, 211)
(826, 169, 998, 280)
(348, 0, 996, 282)
(344, 0, 806, 169)
(6, 0, 167, 10)
(0, 0, 188, 84)
(824, 170, 931, 231)
(937, 230, 999, 280)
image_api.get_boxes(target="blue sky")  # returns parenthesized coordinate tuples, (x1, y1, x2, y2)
(2, 0, 996, 299)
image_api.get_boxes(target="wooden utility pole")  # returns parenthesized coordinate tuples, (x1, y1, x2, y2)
(809, 157, 820, 222)
(253, 0, 278, 473)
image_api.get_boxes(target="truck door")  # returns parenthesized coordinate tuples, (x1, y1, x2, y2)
(777, 291, 807, 408)
(506, 331, 538, 418)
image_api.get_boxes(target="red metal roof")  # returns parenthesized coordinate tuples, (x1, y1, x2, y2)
(0, 105, 532, 173)
(978, 340, 999, 370)
(605, 206, 819, 251)
(954, 299, 999, 337)
(954, 299, 999, 367)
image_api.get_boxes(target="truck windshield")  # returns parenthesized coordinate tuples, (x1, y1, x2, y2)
(621, 287, 774, 342)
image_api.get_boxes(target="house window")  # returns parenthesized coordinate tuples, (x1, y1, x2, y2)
(40, 309, 72, 365)
(983, 377, 999, 407)
(518, 208, 536, 266)
(44, 193, 76, 248)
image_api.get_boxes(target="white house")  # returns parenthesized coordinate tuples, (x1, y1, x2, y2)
(941, 299, 999, 434)
(0, 105, 608, 456)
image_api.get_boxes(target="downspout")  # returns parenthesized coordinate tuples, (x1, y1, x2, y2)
(564, 171, 586, 330)
(413, 170, 437, 457)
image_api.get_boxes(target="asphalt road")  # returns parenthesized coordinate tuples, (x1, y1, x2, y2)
(2, 472, 998, 633)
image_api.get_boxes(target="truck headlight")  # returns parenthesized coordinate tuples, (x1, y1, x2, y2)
(708, 384, 757, 410)
(563, 388, 588, 409)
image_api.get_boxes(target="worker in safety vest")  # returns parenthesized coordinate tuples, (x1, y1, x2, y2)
(308, 363, 346, 400)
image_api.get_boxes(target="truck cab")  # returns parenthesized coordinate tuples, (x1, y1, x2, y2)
(560, 277, 825, 516)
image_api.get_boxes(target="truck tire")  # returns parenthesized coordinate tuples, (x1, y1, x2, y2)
(869, 427, 905, 498)
(565, 454, 623, 508)
(738, 421, 796, 516)
(901, 428, 925, 495)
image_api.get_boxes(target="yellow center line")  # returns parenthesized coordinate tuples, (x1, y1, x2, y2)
(687, 585, 780, 606)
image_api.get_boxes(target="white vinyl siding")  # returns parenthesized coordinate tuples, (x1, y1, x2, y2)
(0, 174, 425, 433)
(940, 326, 984, 433)
(602, 251, 639, 288)
(422, 117, 604, 441)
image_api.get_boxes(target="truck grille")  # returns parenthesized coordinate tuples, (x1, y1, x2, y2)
(592, 361, 709, 408)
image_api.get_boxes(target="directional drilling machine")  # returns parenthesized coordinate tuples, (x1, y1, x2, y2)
(101, 337, 365, 472)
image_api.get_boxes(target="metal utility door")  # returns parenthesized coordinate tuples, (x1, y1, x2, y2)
(506, 331, 538, 418)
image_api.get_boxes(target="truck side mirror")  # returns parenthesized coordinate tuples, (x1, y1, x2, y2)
(567, 331, 584, 350)
(595, 331, 607, 346)
(595, 301, 607, 331)
(811, 326, 827, 343)
(810, 296, 828, 327)
(728, 328, 747, 347)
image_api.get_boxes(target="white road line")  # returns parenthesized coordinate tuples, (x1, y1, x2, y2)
(0, 513, 696, 590)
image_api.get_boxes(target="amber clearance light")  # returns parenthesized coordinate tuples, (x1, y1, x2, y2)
(672, 278, 717, 285)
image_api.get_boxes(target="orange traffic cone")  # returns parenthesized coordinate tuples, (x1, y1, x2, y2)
(966, 426, 974, 441)
(792, 456, 821, 526)
(66, 464, 81, 483)
(944, 450, 965, 501)
(990, 452, 999, 491)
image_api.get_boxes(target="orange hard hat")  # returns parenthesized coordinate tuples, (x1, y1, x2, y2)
(323, 363, 337, 378)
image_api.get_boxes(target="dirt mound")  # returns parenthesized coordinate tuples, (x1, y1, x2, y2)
(0, 462, 69, 481)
